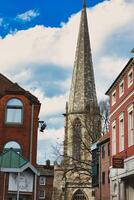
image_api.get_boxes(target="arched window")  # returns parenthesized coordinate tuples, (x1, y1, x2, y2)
(72, 118, 81, 161)
(4, 141, 21, 154)
(5, 98, 23, 124)
(72, 190, 87, 200)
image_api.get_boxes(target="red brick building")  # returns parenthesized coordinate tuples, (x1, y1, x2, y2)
(92, 132, 110, 200)
(0, 73, 41, 200)
(37, 160, 54, 200)
(106, 57, 134, 200)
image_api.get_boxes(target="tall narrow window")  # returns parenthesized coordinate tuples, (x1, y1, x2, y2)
(119, 113, 124, 152)
(119, 80, 124, 97)
(112, 121, 116, 155)
(128, 105, 134, 147)
(73, 119, 81, 161)
(128, 69, 133, 88)
(6, 98, 23, 124)
(102, 171, 105, 185)
(102, 145, 105, 159)
(108, 143, 110, 156)
(112, 90, 116, 105)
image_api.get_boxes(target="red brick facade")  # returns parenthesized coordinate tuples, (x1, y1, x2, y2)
(106, 58, 134, 164)
(37, 161, 54, 200)
(0, 73, 41, 200)
(106, 57, 134, 200)
(93, 133, 110, 200)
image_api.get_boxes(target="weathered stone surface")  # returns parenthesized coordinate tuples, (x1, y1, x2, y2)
(52, 1, 100, 199)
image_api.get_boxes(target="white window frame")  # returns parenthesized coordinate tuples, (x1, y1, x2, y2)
(112, 121, 116, 155)
(119, 80, 124, 97)
(39, 190, 45, 199)
(39, 176, 46, 185)
(128, 69, 133, 88)
(119, 113, 124, 152)
(112, 90, 116, 106)
(128, 104, 134, 147)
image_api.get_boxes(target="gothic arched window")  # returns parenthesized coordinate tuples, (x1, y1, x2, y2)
(72, 190, 87, 200)
(72, 118, 81, 161)
(5, 98, 23, 124)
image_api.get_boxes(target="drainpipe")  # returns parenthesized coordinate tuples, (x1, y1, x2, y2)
(17, 172, 20, 200)
(30, 104, 34, 163)
(99, 146, 102, 200)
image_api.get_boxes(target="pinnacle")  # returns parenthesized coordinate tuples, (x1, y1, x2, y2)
(82, 0, 86, 8)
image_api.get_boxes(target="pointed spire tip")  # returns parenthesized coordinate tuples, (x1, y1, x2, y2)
(82, 0, 86, 8)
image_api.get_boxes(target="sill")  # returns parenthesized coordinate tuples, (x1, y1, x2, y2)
(4, 123, 23, 127)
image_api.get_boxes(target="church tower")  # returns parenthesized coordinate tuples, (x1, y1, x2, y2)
(53, 1, 101, 199)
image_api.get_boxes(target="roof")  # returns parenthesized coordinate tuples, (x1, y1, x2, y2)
(0, 73, 40, 105)
(0, 148, 39, 175)
(98, 132, 110, 145)
(0, 148, 28, 169)
(105, 58, 134, 95)
(37, 165, 54, 176)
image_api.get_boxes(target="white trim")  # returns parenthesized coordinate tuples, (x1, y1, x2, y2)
(119, 80, 124, 97)
(128, 68, 133, 88)
(128, 104, 134, 147)
(109, 90, 134, 118)
(112, 90, 116, 106)
(112, 121, 116, 156)
(39, 176, 46, 185)
(0, 162, 40, 175)
(39, 190, 45, 199)
(119, 113, 124, 152)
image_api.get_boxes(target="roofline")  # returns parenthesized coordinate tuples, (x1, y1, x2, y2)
(105, 58, 133, 95)
(0, 162, 40, 175)
(98, 137, 110, 145)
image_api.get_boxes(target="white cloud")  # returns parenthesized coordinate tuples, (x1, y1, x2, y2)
(16, 9, 40, 22)
(0, 0, 133, 119)
(35, 90, 68, 117)
(39, 127, 64, 141)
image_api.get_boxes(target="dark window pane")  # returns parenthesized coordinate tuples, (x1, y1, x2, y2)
(102, 172, 105, 184)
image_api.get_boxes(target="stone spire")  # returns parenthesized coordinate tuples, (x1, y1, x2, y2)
(68, 0, 98, 113)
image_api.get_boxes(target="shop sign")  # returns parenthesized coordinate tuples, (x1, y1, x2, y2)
(112, 157, 124, 168)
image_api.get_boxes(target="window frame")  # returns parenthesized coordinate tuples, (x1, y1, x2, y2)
(5, 98, 23, 125)
(119, 113, 124, 152)
(112, 90, 116, 106)
(112, 121, 116, 156)
(39, 176, 46, 186)
(128, 69, 133, 88)
(128, 104, 134, 147)
(39, 190, 45, 199)
(119, 80, 124, 97)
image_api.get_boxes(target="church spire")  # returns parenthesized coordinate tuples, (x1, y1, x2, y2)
(68, 0, 98, 113)
(82, 0, 86, 8)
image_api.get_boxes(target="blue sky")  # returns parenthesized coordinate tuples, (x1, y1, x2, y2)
(0, 0, 104, 37)
(0, 0, 134, 163)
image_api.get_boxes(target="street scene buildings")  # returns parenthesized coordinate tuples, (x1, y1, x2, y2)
(0, 0, 133, 200)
